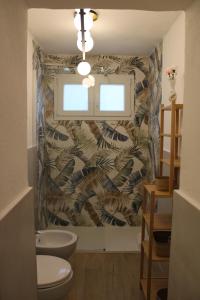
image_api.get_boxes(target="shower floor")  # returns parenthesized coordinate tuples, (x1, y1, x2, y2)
(68, 252, 142, 300)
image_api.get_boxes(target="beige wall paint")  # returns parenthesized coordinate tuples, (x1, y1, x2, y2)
(0, 188, 37, 300)
(168, 1, 200, 298)
(162, 12, 185, 152)
(0, 0, 28, 211)
(26, 0, 193, 10)
(0, 1, 37, 299)
(180, 0, 200, 204)
(168, 191, 200, 299)
(27, 31, 36, 148)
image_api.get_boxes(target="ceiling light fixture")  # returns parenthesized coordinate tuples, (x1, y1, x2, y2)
(77, 61, 91, 76)
(74, 8, 98, 78)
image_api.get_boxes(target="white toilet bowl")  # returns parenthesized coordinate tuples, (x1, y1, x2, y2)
(37, 255, 73, 300)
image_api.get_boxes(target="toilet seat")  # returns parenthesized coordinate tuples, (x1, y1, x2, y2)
(37, 255, 72, 289)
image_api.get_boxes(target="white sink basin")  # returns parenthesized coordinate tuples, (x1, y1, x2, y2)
(36, 230, 77, 259)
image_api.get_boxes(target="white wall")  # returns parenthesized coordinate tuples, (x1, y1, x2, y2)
(0, 1, 37, 299)
(162, 12, 185, 151)
(168, 1, 200, 298)
(180, 0, 200, 204)
(0, 0, 28, 211)
(0, 188, 37, 300)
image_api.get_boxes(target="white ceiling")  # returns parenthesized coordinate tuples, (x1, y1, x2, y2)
(28, 9, 181, 55)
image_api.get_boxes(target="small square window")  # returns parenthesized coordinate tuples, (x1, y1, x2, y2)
(100, 84, 125, 111)
(63, 84, 88, 111)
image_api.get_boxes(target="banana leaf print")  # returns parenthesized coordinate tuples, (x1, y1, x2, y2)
(124, 166, 147, 193)
(100, 208, 126, 226)
(46, 123, 69, 141)
(47, 209, 70, 226)
(86, 121, 119, 150)
(74, 190, 96, 213)
(84, 201, 103, 226)
(112, 159, 134, 187)
(100, 121, 128, 141)
(70, 166, 97, 187)
(55, 159, 75, 186)
(34, 44, 162, 227)
(132, 193, 143, 214)
(134, 103, 149, 127)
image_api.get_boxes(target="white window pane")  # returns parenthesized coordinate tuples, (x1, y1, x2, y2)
(63, 84, 88, 111)
(100, 84, 125, 111)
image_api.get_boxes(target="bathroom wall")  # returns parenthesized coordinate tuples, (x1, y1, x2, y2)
(0, 0, 37, 299)
(33, 45, 162, 228)
(162, 12, 185, 152)
(168, 1, 200, 298)
(0, 188, 37, 300)
(27, 31, 38, 228)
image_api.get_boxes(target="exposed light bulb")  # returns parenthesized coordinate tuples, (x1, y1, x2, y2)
(88, 75, 95, 86)
(77, 61, 91, 76)
(82, 77, 92, 88)
(77, 33, 94, 52)
(74, 9, 93, 31)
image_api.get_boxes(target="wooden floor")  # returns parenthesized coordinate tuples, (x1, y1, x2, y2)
(67, 252, 142, 300)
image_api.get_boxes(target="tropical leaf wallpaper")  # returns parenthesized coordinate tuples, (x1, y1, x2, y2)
(34, 43, 162, 228)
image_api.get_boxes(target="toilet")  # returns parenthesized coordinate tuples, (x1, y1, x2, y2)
(37, 255, 73, 300)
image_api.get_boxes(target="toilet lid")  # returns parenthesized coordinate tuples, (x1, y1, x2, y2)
(37, 255, 72, 288)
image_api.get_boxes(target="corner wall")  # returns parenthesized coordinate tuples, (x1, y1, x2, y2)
(0, 1, 37, 299)
(168, 1, 200, 298)
(162, 12, 185, 152)
(0, 0, 28, 211)
(179, 0, 200, 202)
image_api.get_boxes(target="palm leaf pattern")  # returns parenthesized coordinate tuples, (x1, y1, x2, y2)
(46, 123, 69, 141)
(54, 159, 75, 186)
(100, 121, 128, 142)
(47, 209, 69, 226)
(34, 44, 162, 227)
(112, 159, 134, 187)
(100, 208, 126, 226)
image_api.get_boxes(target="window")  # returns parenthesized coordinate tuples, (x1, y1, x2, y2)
(54, 74, 134, 120)
(100, 84, 125, 112)
(63, 84, 88, 111)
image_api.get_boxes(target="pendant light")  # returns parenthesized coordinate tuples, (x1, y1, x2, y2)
(74, 9, 98, 78)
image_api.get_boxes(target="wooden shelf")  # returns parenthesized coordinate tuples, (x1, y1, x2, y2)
(144, 184, 172, 197)
(143, 213, 172, 231)
(142, 241, 169, 262)
(160, 158, 180, 168)
(141, 278, 168, 300)
(161, 104, 183, 111)
(140, 100, 182, 298)
(160, 133, 182, 138)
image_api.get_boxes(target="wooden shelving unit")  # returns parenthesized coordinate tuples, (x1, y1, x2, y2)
(140, 100, 183, 300)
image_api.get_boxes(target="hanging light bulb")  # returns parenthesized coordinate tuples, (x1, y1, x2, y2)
(82, 75, 95, 88)
(77, 61, 91, 76)
(88, 75, 95, 86)
(74, 9, 93, 31)
(82, 77, 92, 88)
(77, 31, 94, 52)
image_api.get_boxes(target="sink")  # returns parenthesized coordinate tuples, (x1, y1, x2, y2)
(36, 229, 78, 259)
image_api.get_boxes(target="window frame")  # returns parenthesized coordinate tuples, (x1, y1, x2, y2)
(54, 74, 134, 120)
(94, 75, 132, 117)
(54, 74, 94, 118)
